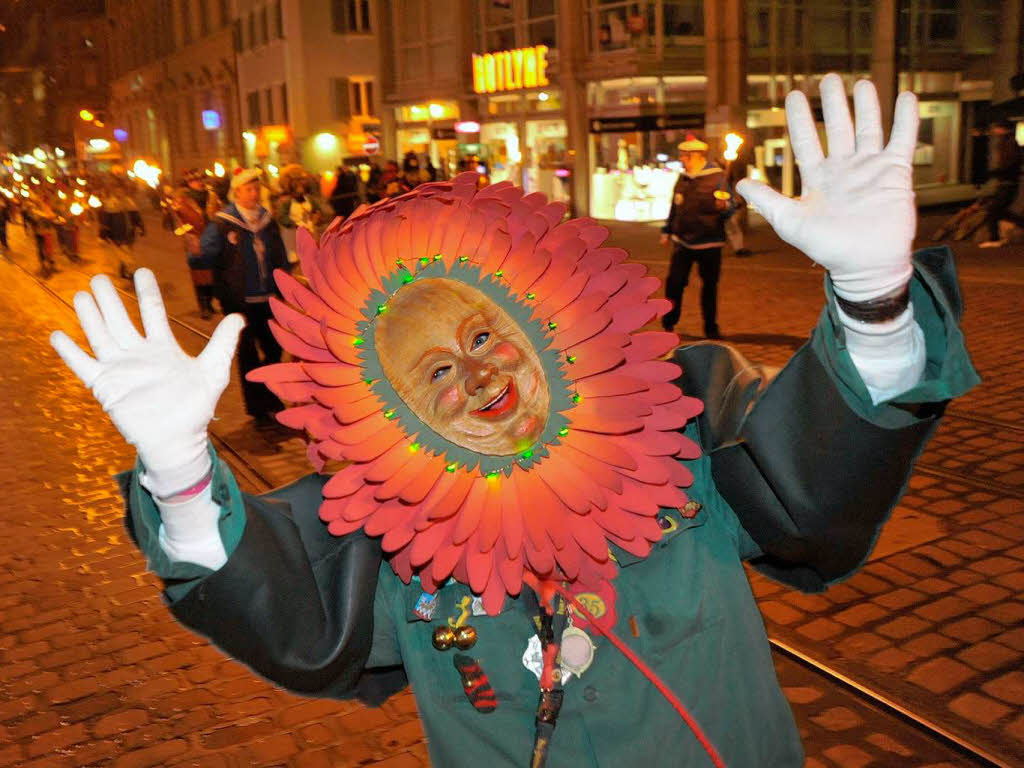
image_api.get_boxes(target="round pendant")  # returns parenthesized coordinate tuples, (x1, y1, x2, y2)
(432, 625, 456, 651)
(559, 626, 595, 677)
(454, 624, 478, 650)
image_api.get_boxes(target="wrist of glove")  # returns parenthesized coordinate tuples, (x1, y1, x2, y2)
(828, 257, 914, 303)
(137, 431, 212, 500)
(837, 303, 926, 405)
(155, 481, 228, 570)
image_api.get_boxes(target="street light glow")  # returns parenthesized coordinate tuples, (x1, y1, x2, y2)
(79, 109, 94, 121)
(70, 202, 84, 215)
(88, 194, 102, 208)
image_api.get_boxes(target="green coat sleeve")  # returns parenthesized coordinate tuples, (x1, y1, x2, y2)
(117, 451, 405, 704)
(675, 246, 980, 592)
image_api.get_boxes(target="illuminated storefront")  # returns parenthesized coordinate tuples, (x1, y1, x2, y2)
(587, 76, 706, 222)
(469, 46, 568, 201)
(394, 100, 461, 176)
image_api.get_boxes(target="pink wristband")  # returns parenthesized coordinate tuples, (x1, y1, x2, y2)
(157, 470, 213, 504)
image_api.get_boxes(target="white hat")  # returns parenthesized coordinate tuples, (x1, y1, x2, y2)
(230, 167, 262, 191)
(677, 133, 709, 152)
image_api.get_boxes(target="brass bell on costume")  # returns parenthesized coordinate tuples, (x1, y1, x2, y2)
(454, 624, 478, 650)
(432, 625, 456, 651)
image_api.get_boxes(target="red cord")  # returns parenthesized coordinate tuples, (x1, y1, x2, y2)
(539, 578, 727, 768)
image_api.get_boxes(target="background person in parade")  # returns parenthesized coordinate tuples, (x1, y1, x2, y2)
(659, 134, 734, 339)
(171, 169, 219, 319)
(201, 168, 291, 425)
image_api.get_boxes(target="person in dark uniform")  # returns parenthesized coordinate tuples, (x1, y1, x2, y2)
(660, 134, 733, 339)
(200, 168, 291, 424)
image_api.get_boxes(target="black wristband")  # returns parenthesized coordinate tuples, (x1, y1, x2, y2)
(834, 283, 910, 324)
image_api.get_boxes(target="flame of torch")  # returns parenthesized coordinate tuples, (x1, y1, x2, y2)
(723, 132, 744, 161)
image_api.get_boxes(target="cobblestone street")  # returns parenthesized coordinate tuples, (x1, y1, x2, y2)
(0, 207, 1021, 767)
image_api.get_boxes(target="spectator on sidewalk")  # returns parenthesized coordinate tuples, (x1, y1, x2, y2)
(0, 194, 9, 251)
(201, 168, 291, 425)
(659, 134, 734, 339)
(979, 123, 1024, 248)
(329, 164, 361, 219)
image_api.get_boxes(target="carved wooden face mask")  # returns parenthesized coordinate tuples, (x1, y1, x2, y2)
(255, 173, 706, 615)
(376, 278, 551, 457)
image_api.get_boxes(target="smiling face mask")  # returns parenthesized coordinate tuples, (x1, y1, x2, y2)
(254, 172, 706, 614)
(376, 278, 550, 457)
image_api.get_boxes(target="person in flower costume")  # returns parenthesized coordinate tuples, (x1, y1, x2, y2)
(53, 77, 978, 767)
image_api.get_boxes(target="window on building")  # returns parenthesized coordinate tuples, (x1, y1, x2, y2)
(261, 5, 269, 44)
(963, 0, 999, 52)
(350, 79, 375, 116)
(187, 96, 199, 151)
(587, 1, 656, 52)
(279, 83, 289, 122)
(274, 0, 284, 37)
(527, 0, 557, 48)
(247, 90, 261, 126)
(333, 77, 351, 118)
(265, 88, 274, 123)
(332, 0, 372, 33)
(248, 11, 256, 48)
(220, 0, 230, 26)
(663, 0, 703, 39)
(182, 0, 193, 44)
(397, 0, 454, 85)
(199, 0, 210, 36)
(233, 18, 242, 51)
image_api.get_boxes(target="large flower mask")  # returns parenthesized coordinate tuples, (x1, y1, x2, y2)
(251, 172, 704, 614)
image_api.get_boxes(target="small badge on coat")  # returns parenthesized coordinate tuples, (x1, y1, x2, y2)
(413, 591, 438, 621)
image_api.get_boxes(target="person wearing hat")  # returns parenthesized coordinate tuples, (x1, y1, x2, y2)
(172, 170, 218, 319)
(659, 133, 733, 339)
(200, 168, 291, 424)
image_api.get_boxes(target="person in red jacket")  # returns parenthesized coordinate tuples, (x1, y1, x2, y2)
(659, 134, 733, 339)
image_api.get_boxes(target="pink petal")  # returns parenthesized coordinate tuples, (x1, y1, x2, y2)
(575, 373, 648, 398)
(500, 473, 524, 559)
(563, 431, 639, 470)
(625, 332, 679, 362)
(247, 362, 309, 384)
(452, 478, 488, 545)
(553, 310, 612, 351)
(363, 439, 417, 483)
(302, 362, 366, 387)
(269, 321, 337, 363)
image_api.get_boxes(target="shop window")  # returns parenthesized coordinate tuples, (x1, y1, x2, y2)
(486, 26, 517, 50)
(485, 1, 515, 26)
(528, 18, 556, 47)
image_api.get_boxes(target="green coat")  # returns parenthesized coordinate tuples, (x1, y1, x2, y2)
(120, 247, 978, 767)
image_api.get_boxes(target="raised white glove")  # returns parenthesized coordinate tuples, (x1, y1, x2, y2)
(738, 74, 920, 302)
(50, 269, 244, 498)
(839, 306, 926, 405)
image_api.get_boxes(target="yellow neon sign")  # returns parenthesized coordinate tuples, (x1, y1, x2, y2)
(472, 45, 549, 94)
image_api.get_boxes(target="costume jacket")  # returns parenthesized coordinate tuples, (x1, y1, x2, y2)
(200, 203, 288, 312)
(120, 247, 977, 767)
(662, 163, 732, 249)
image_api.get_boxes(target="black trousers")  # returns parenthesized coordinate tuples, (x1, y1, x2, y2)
(235, 301, 284, 417)
(663, 243, 721, 335)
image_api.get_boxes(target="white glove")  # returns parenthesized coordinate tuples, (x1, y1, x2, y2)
(737, 74, 919, 302)
(50, 269, 244, 498)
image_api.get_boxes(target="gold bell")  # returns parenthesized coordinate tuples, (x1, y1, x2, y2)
(432, 625, 456, 651)
(454, 624, 478, 650)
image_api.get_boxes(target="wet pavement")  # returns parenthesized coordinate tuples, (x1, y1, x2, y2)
(0, 204, 1020, 766)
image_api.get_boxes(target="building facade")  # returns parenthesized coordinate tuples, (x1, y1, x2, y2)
(234, 0, 382, 175)
(107, 0, 243, 179)
(0, 0, 109, 160)
(379, 0, 1022, 219)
